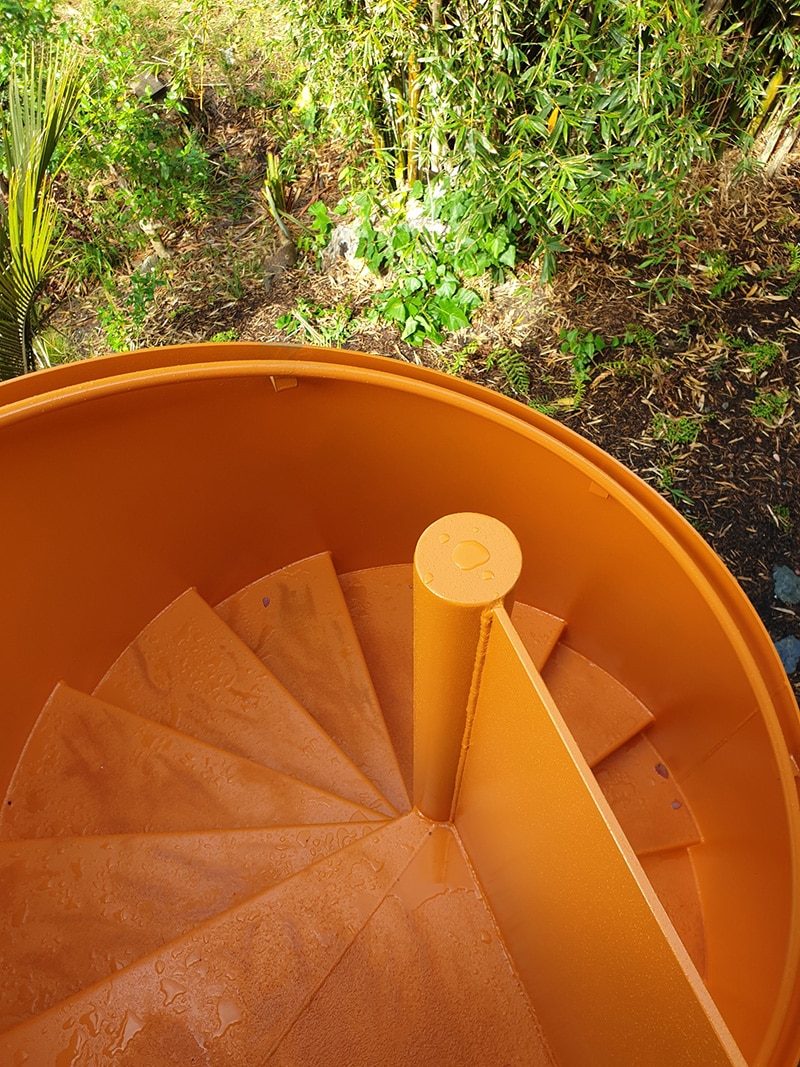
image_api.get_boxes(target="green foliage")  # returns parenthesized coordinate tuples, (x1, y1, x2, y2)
(652, 463, 694, 508)
(733, 338, 782, 373)
(0, 0, 56, 91)
(283, 0, 781, 279)
(560, 328, 605, 405)
(699, 250, 747, 299)
(751, 387, 790, 425)
(651, 412, 704, 445)
(355, 184, 513, 344)
(209, 328, 239, 342)
(97, 267, 164, 351)
(770, 503, 792, 532)
(485, 346, 530, 396)
(0, 45, 83, 378)
(276, 299, 355, 346)
(57, 0, 210, 280)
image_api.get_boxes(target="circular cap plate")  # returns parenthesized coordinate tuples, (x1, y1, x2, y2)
(414, 513, 522, 606)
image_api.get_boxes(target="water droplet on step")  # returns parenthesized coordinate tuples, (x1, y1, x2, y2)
(439, 533, 450, 544)
(423, 572, 434, 585)
(262, 596, 271, 607)
(671, 800, 683, 810)
(452, 540, 490, 571)
(155, 959, 165, 975)
(481, 570, 494, 581)
(213, 998, 242, 1038)
(13, 1051, 30, 1064)
(655, 763, 669, 779)
(110, 1011, 144, 1054)
(55, 1030, 84, 1067)
(160, 978, 187, 1006)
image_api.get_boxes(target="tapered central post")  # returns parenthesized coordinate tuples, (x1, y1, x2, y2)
(413, 513, 522, 821)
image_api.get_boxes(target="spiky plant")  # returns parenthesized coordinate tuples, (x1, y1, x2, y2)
(0, 45, 83, 379)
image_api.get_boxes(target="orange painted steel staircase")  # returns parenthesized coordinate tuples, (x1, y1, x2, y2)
(0, 344, 798, 1065)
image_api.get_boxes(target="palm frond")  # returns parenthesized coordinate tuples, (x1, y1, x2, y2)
(0, 45, 84, 379)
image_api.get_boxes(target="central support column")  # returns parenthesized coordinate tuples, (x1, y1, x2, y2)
(413, 513, 522, 821)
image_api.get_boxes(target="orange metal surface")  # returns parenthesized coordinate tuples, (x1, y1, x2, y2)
(215, 551, 408, 812)
(0, 343, 797, 1064)
(453, 605, 745, 1065)
(413, 512, 522, 820)
(94, 587, 393, 815)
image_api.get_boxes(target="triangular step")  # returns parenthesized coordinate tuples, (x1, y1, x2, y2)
(94, 589, 394, 817)
(593, 734, 701, 856)
(509, 601, 565, 671)
(540, 643, 655, 766)
(339, 565, 414, 794)
(639, 850, 706, 977)
(216, 553, 409, 813)
(271, 825, 555, 1065)
(0, 685, 384, 841)
(0, 823, 375, 1032)
(0, 814, 430, 1064)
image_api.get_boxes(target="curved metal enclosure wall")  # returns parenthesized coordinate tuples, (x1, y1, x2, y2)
(0, 344, 798, 1065)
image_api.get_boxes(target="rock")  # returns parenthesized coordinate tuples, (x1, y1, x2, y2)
(262, 239, 297, 293)
(320, 223, 365, 272)
(774, 635, 800, 674)
(773, 565, 800, 605)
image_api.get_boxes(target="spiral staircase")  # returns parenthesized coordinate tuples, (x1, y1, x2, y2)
(0, 344, 798, 1066)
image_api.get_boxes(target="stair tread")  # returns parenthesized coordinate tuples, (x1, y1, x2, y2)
(0, 814, 429, 1065)
(94, 589, 394, 816)
(593, 733, 702, 856)
(540, 643, 655, 766)
(639, 850, 706, 977)
(0, 823, 375, 1032)
(216, 553, 409, 813)
(509, 601, 565, 671)
(340, 565, 414, 794)
(0, 685, 384, 841)
(271, 825, 555, 1066)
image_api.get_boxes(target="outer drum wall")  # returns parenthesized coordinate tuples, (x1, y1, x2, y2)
(0, 352, 797, 1065)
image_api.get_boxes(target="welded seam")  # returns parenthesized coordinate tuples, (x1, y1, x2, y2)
(449, 606, 495, 822)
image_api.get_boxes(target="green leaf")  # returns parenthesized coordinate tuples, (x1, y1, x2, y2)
(433, 297, 470, 332)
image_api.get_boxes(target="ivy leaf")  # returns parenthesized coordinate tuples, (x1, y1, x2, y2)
(434, 297, 470, 332)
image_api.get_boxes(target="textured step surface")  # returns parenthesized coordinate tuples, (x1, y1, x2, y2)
(216, 553, 409, 813)
(509, 601, 565, 671)
(0, 685, 383, 840)
(0, 823, 374, 1031)
(541, 643, 655, 766)
(95, 589, 393, 816)
(593, 733, 702, 856)
(270, 825, 556, 1066)
(0, 815, 429, 1065)
(340, 564, 414, 793)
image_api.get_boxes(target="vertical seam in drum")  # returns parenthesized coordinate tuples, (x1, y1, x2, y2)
(450, 606, 495, 822)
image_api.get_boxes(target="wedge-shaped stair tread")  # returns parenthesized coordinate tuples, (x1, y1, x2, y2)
(216, 553, 408, 813)
(94, 589, 393, 816)
(272, 825, 555, 1066)
(640, 849, 706, 976)
(593, 733, 701, 856)
(0, 815, 429, 1065)
(509, 601, 565, 671)
(540, 643, 655, 767)
(0, 823, 374, 1031)
(0, 686, 382, 841)
(340, 564, 413, 792)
